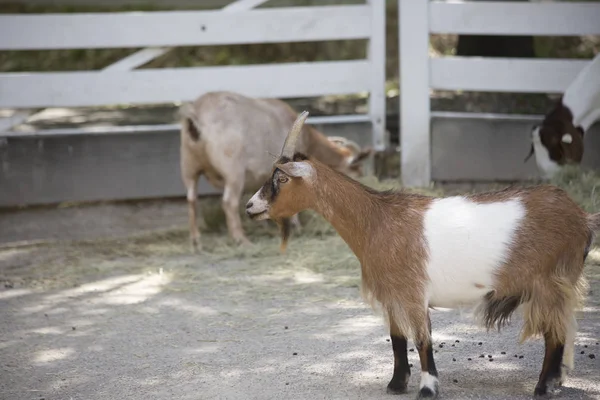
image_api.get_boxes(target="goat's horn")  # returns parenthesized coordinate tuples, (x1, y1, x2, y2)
(281, 110, 309, 159)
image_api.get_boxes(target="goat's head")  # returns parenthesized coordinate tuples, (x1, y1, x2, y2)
(246, 111, 318, 252)
(327, 136, 373, 179)
(525, 101, 585, 179)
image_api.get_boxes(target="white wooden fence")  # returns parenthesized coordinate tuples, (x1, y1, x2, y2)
(0, 0, 387, 150)
(399, 0, 600, 188)
(0, 0, 387, 207)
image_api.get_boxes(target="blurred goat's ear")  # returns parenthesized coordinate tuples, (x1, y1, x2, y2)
(351, 147, 374, 166)
(275, 162, 314, 178)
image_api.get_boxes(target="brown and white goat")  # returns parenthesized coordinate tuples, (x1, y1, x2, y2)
(246, 111, 598, 399)
(526, 53, 600, 178)
(180, 91, 372, 250)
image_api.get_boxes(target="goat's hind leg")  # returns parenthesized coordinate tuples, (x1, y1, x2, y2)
(387, 314, 411, 394)
(534, 333, 565, 397)
(222, 179, 251, 246)
(413, 309, 439, 399)
(526, 280, 580, 397)
(183, 173, 202, 252)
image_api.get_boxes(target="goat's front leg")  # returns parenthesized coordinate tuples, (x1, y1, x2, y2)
(414, 310, 438, 399)
(222, 180, 251, 246)
(387, 315, 411, 394)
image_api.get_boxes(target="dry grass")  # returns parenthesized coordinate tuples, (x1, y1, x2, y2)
(2, 170, 600, 295)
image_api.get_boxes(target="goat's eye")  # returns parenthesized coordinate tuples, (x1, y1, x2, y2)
(278, 175, 289, 184)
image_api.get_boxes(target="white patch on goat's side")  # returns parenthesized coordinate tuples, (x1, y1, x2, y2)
(561, 133, 573, 144)
(186, 187, 196, 202)
(532, 126, 561, 179)
(423, 196, 525, 309)
(246, 189, 269, 220)
(419, 372, 438, 391)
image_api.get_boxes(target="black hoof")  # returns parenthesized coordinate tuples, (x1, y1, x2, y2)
(386, 385, 408, 395)
(534, 385, 548, 397)
(534, 376, 562, 397)
(387, 374, 410, 395)
(416, 386, 438, 399)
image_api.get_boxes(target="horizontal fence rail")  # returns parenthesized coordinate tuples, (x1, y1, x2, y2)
(0, 61, 371, 108)
(0, 0, 387, 208)
(0, 5, 371, 50)
(430, 58, 591, 93)
(430, 1, 600, 36)
(399, 0, 600, 188)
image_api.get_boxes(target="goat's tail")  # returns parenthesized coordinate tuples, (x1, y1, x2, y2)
(587, 212, 600, 232)
(179, 102, 201, 141)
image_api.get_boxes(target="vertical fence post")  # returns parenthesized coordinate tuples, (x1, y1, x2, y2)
(367, 0, 387, 152)
(399, 0, 431, 187)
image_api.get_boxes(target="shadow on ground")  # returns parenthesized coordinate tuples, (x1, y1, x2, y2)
(1, 201, 599, 400)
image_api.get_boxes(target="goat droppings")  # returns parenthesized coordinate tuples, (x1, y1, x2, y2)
(293, 352, 298, 356)
(589, 354, 595, 359)
(467, 358, 472, 361)
(453, 379, 458, 383)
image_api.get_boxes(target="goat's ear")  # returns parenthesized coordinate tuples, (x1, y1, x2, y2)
(351, 147, 374, 166)
(275, 162, 314, 178)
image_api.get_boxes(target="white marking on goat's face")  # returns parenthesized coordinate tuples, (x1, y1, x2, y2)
(531, 126, 561, 179)
(246, 188, 270, 221)
(561, 133, 573, 144)
(246, 168, 291, 220)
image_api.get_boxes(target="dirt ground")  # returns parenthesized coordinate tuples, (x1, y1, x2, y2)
(1, 198, 599, 400)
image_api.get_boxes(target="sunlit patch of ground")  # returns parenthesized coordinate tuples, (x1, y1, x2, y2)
(1, 170, 599, 400)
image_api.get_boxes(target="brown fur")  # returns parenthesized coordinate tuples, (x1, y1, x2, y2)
(249, 151, 597, 393)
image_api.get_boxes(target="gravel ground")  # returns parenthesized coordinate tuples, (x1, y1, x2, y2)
(1, 201, 599, 400)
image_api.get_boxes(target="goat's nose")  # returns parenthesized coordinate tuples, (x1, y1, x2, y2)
(246, 202, 253, 209)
